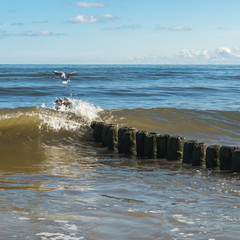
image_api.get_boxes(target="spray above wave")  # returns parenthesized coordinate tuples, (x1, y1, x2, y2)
(51, 98, 102, 127)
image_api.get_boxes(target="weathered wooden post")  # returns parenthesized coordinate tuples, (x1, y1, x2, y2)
(122, 128, 136, 154)
(192, 142, 206, 166)
(118, 127, 136, 154)
(206, 145, 221, 168)
(118, 127, 129, 154)
(232, 150, 240, 173)
(220, 146, 237, 171)
(93, 121, 105, 142)
(102, 123, 110, 147)
(107, 124, 118, 150)
(144, 132, 157, 158)
(136, 130, 147, 157)
(167, 136, 185, 161)
(182, 140, 199, 164)
(156, 134, 170, 159)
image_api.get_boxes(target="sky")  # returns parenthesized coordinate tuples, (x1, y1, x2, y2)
(1, 0, 240, 64)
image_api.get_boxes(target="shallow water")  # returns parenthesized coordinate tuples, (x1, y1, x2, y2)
(0, 65, 240, 239)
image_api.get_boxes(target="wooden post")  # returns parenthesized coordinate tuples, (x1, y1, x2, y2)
(167, 136, 185, 161)
(122, 128, 136, 154)
(183, 140, 199, 164)
(206, 145, 221, 168)
(107, 124, 118, 150)
(192, 142, 206, 166)
(93, 122, 105, 142)
(232, 150, 240, 173)
(220, 146, 237, 171)
(144, 132, 157, 158)
(156, 134, 170, 159)
(136, 130, 147, 157)
(102, 123, 110, 147)
(118, 127, 136, 154)
(118, 127, 130, 154)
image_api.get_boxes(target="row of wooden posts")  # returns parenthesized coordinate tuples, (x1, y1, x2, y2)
(91, 121, 240, 173)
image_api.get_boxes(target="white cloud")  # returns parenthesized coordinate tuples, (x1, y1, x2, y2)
(11, 22, 24, 26)
(127, 47, 240, 64)
(169, 25, 192, 31)
(70, 15, 98, 23)
(177, 49, 209, 59)
(69, 14, 115, 23)
(155, 25, 192, 32)
(0, 30, 63, 38)
(77, 2, 105, 7)
(103, 24, 142, 31)
(39, 30, 52, 36)
(102, 14, 114, 19)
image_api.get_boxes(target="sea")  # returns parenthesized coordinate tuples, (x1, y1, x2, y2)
(0, 64, 240, 240)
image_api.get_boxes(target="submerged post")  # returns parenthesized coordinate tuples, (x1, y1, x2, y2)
(118, 127, 136, 154)
(144, 132, 157, 158)
(192, 142, 206, 166)
(107, 124, 118, 150)
(156, 134, 170, 159)
(136, 130, 147, 157)
(182, 140, 199, 164)
(118, 127, 129, 154)
(206, 145, 221, 168)
(102, 123, 110, 147)
(167, 136, 185, 161)
(220, 146, 237, 171)
(93, 122, 105, 142)
(232, 150, 240, 173)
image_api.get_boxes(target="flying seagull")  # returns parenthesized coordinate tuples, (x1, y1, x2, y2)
(53, 71, 77, 87)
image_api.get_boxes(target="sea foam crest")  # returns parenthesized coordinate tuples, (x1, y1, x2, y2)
(39, 98, 103, 131)
(53, 98, 102, 123)
(54, 98, 102, 123)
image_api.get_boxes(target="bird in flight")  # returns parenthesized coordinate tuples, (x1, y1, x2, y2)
(53, 71, 77, 87)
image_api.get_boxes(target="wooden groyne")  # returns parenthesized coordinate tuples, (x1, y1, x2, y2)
(91, 121, 240, 173)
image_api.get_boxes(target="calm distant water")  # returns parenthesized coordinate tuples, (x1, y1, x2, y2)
(0, 64, 240, 240)
(1, 64, 240, 110)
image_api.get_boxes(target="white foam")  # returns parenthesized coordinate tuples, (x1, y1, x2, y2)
(36, 232, 84, 240)
(39, 98, 103, 131)
(170, 228, 180, 232)
(53, 98, 102, 124)
(18, 217, 31, 220)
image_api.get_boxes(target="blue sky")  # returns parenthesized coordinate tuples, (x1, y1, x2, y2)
(1, 0, 240, 64)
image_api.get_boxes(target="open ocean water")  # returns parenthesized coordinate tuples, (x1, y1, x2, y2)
(0, 64, 240, 240)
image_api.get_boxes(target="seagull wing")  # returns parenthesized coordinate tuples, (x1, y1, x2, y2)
(66, 72, 77, 80)
(53, 70, 64, 76)
(67, 72, 77, 76)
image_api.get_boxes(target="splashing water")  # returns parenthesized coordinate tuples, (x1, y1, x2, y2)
(39, 98, 103, 131)
(52, 98, 103, 124)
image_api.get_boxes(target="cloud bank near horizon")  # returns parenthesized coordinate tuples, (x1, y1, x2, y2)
(0, 30, 63, 38)
(127, 47, 240, 64)
(69, 14, 115, 23)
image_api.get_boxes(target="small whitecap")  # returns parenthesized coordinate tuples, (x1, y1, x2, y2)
(55, 220, 69, 223)
(170, 228, 180, 232)
(178, 219, 186, 223)
(64, 224, 78, 231)
(186, 221, 195, 224)
(18, 217, 31, 220)
(128, 208, 138, 212)
(172, 214, 183, 218)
